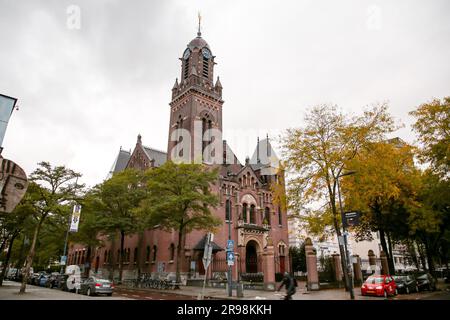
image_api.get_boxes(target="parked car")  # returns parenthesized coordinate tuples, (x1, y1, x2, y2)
(361, 275, 398, 298)
(29, 272, 44, 285)
(46, 272, 61, 288)
(416, 273, 437, 291)
(38, 274, 50, 287)
(6, 268, 18, 280)
(80, 276, 114, 296)
(392, 275, 419, 294)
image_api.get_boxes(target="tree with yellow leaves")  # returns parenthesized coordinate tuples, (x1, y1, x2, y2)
(281, 103, 396, 287)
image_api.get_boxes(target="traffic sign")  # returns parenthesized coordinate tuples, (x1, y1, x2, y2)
(226, 240, 234, 251)
(226, 251, 235, 266)
(344, 211, 360, 228)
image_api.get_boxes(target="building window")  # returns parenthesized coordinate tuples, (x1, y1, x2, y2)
(225, 199, 232, 221)
(170, 243, 175, 261)
(242, 203, 248, 222)
(202, 56, 209, 78)
(104, 250, 108, 265)
(278, 206, 282, 225)
(134, 247, 138, 264)
(146, 246, 151, 262)
(264, 207, 271, 225)
(250, 204, 256, 224)
(279, 244, 285, 256)
(183, 59, 189, 79)
(152, 245, 157, 262)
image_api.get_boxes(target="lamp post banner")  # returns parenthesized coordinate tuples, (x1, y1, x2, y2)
(0, 158, 28, 214)
(69, 204, 82, 232)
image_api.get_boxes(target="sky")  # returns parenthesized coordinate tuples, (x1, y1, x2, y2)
(1, 0, 449, 187)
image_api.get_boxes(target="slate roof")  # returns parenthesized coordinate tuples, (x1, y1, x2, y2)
(109, 149, 131, 174)
(142, 146, 167, 167)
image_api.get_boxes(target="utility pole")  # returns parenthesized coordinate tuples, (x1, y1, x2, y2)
(337, 171, 356, 300)
(226, 193, 232, 297)
(60, 177, 79, 274)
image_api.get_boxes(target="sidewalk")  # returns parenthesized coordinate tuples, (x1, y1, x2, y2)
(119, 282, 364, 300)
(0, 281, 130, 300)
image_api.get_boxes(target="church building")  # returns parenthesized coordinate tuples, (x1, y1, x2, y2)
(68, 25, 290, 290)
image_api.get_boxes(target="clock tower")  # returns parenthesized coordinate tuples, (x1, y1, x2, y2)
(167, 23, 224, 163)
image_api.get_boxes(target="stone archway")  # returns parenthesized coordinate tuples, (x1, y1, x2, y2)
(245, 240, 259, 273)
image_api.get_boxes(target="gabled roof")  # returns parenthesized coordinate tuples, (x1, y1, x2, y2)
(250, 137, 280, 175)
(142, 146, 167, 167)
(223, 140, 241, 166)
(109, 149, 131, 174)
(193, 235, 224, 252)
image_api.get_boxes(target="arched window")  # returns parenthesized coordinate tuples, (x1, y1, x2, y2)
(249, 204, 256, 224)
(278, 206, 282, 225)
(242, 203, 248, 222)
(146, 246, 151, 262)
(264, 207, 271, 225)
(202, 54, 209, 78)
(134, 247, 138, 264)
(225, 199, 232, 221)
(152, 245, 157, 262)
(183, 58, 189, 79)
(170, 243, 175, 261)
(104, 250, 108, 264)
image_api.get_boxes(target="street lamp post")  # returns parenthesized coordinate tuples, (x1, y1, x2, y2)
(226, 193, 232, 297)
(336, 171, 356, 300)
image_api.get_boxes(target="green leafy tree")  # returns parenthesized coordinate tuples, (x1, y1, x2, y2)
(92, 169, 147, 283)
(0, 202, 34, 285)
(19, 162, 83, 293)
(290, 243, 306, 273)
(139, 161, 221, 284)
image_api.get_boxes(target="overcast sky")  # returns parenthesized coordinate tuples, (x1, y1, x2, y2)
(1, 0, 449, 187)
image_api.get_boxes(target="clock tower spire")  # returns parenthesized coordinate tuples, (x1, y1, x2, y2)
(167, 20, 224, 163)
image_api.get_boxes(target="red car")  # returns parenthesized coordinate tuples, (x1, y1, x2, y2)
(361, 275, 398, 298)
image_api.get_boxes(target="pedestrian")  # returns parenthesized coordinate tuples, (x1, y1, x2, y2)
(277, 272, 296, 300)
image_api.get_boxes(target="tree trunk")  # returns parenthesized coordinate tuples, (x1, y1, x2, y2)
(19, 218, 45, 294)
(84, 246, 92, 277)
(137, 231, 144, 281)
(175, 225, 184, 287)
(328, 194, 349, 291)
(0, 233, 18, 286)
(424, 239, 435, 274)
(386, 232, 396, 274)
(108, 236, 116, 282)
(118, 230, 125, 284)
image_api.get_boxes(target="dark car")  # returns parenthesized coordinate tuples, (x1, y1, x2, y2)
(29, 272, 46, 285)
(416, 273, 437, 291)
(38, 274, 50, 287)
(393, 275, 419, 294)
(80, 276, 114, 296)
(46, 273, 61, 288)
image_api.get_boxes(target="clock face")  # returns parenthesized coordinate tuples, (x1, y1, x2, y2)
(202, 48, 211, 59)
(183, 49, 191, 60)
